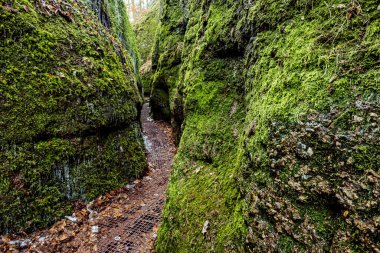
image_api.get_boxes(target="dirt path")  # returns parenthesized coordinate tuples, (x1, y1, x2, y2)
(1, 102, 176, 253)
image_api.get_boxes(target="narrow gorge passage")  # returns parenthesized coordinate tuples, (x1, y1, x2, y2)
(1, 102, 176, 253)
(96, 101, 176, 252)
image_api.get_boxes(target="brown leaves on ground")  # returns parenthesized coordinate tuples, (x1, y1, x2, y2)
(0, 185, 137, 252)
(0, 103, 176, 253)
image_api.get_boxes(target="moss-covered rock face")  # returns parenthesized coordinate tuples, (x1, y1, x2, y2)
(149, 0, 184, 124)
(134, 2, 159, 64)
(134, 2, 160, 96)
(0, 0, 146, 234)
(154, 0, 380, 252)
(90, 0, 141, 84)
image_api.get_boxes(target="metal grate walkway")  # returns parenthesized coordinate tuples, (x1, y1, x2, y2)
(0, 102, 176, 253)
(97, 102, 176, 252)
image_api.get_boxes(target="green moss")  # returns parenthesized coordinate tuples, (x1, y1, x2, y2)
(352, 145, 379, 171)
(156, 51, 247, 251)
(0, 0, 146, 234)
(133, 3, 160, 96)
(140, 70, 154, 96)
(154, 0, 379, 251)
(278, 236, 295, 253)
(151, 87, 170, 121)
(149, 0, 184, 121)
(134, 3, 160, 63)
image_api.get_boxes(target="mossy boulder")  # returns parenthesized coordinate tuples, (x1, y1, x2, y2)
(0, 0, 146, 234)
(154, 0, 380, 252)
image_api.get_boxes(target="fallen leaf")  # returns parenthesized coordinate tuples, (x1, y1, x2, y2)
(23, 5, 30, 12)
(1, 235, 10, 243)
(202, 220, 209, 236)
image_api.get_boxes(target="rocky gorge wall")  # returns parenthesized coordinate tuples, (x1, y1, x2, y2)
(0, 0, 146, 234)
(152, 0, 380, 252)
(134, 1, 160, 96)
